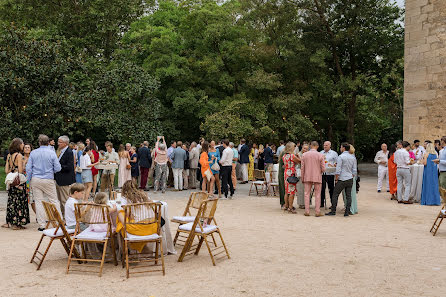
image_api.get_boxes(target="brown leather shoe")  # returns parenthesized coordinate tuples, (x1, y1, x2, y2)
(315, 213, 324, 217)
(304, 212, 310, 216)
(403, 201, 413, 204)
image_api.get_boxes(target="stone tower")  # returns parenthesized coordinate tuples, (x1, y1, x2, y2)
(404, 0, 446, 142)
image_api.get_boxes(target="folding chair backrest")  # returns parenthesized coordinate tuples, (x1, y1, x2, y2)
(123, 202, 162, 235)
(199, 199, 218, 222)
(182, 192, 197, 216)
(440, 188, 446, 205)
(254, 170, 265, 181)
(191, 192, 209, 210)
(74, 203, 112, 236)
(42, 201, 71, 238)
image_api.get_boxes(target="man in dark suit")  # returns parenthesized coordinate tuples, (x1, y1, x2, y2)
(264, 144, 274, 172)
(54, 135, 75, 216)
(239, 139, 250, 184)
(137, 141, 152, 190)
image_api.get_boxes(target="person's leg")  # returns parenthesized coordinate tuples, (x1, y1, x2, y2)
(183, 169, 189, 189)
(215, 173, 221, 197)
(44, 179, 62, 216)
(304, 182, 311, 214)
(209, 176, 215, 194)
(178, 168, 184, 190)
(321, 175, 327, 207)
(109, 174, 115, 190)
(242, 164, 248, 182)
(140, 167, 148, 189)
(160, 164, 168, 192)
(403, 169, 411, 202)
(92, 174, 98, 194)
(327, 175, 335, 206)
(202, 176, 208, 192)
(221, 167, 229, 197)
(227, 166, 234, 196)
(31, 179, 46, 228)
(288, 193, 295, 211)
(344, 179, 353, 215)
(385, 168, 389, 191)
(329, 180, 345, 214)
(231, 163, 237, 190)
(56, 184, 70, 217)
(190, 168, 196, 189)
(100, 173, 108, 192)
(84, 182, 92, 201)
(377, 165, 385, 191)
(314, 183, 322, 214)
(396, 169, 403, 202)
(439, 172, 446, 189)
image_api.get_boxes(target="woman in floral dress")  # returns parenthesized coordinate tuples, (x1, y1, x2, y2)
(282, 142, 301, 213)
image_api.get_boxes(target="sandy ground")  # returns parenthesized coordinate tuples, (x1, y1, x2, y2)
(1, 166, 445, 297)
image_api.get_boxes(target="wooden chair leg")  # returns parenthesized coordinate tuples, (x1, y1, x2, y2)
(217, 230, 231, 259)
(120, 233, 125, 268)
(66, 238, 77, 274)
(195, 236, 204, 255)
(30, 234, 45, 264)
(203, 235, 216, 266)
(160, 239, 165, 276)
(178, 231, 194, 262)
(81, 242, 87, 263)
(249, 184, 253, 196)
(99, 239, 108, 277)
(37, 238, 55, 270)
(125, 240, 130, 278)
(110, 233, 118, 266)
(60, 238, 71, 255)
(155, 241, 159, 265)
(173, 229, 180, 246)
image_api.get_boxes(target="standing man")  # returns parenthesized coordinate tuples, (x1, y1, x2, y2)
(167, 140, 176, 187)
(230, 142, 238, 190)
(434, 136, 446, 189)
(26, 134, 62, 230)
(219, 139, 235, 199)
(239, 139, 250, 184)
(320, 141, 338, 208)
(263, 144, 274, 173)
(326, 143, 357, 217)
(276, 140, 285, 156)
(137, 141, 152, 190)
(412, 140, 425, 162)
(396, 140, 403, 149)
(54, 135, 76, 216)
(394, 141, 414, 204)
(434, 139, 441, 155)
(374, 143, 389, 193)
(189, 142, 199, 189)
(100, 142, 119, 192)
(301, 141, 326, 216)
(170, 141, 187, 191)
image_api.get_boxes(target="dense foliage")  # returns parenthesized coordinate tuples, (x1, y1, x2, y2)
(0, 0, 404, 159)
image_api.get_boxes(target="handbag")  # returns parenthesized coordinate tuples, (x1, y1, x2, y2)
(75, 166, 82, 173)
(211, 161, 220, 172)
(7, 154, 22, 187)
(126, 164, 131, 170)
(287, 175, 299, 184)
(204, 169, 213, 182)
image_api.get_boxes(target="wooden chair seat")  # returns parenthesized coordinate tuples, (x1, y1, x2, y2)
(42, 227, 75, 238)
(171, 216, 196, 224)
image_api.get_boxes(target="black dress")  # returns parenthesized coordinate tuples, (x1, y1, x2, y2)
(6, 154, 30, 227)
(130, 153, 139, 177)
(258, 152, 265, 170)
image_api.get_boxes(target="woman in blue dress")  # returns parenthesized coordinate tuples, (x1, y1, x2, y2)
(421, 143, 441, 205)
(208, 141, 221, 198)
(75, 143, 84, 184)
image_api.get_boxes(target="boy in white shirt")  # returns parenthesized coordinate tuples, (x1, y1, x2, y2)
(65, 183, 85, 230)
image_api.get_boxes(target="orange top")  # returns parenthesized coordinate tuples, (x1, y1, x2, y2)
(200, 152, 210, 177)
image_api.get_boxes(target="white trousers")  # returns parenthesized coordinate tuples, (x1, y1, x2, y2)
(377, 165, 389, 191)
(241, 164, 249, 182)
(396, 168, 411, 202)
(31, 178, 62, 228)
(172, 168, 183, 190)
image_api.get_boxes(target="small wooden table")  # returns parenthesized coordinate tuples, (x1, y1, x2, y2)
(96, 163, 119, 199)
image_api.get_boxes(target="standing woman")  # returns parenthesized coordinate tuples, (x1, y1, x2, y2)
(388, 144, 398, 200)
(278, 150, 286, 209)
(282, 142, 300, 213)
(154, 137, 168, 193)
(200, 141, 216, 194)
(420, 143, 441, 205)
(75, 142, 85, 184)
(296, 144, 309, 209)
(118, 144, 131, 188)
(80, 146, 98, 200)
(208, 141, 221, 198)
(129, 146, 139, 184)
(23, 143, 36, 215)
(3, 138, 29, 230)
(89, 140, 100, 194)
(258, 144, 265, 171)
(248, 146, 255, 181)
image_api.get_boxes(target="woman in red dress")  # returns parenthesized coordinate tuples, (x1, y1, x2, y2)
(282, 142, 301, 213)
(388, 144, 398, 200)
(89, 140, 100, 195)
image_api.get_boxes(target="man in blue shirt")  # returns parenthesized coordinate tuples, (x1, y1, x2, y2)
(434, 136, 446, 189)
(326, 142, 357, 217)
(170, 141, 187, 191)
(26, 134, 62, 230)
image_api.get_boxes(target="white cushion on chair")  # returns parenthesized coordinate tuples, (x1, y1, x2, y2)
(441, 209, 446, 215)
(125, 233, 160, 241)
(42, 227, 75, 237)
(178, 222, 217, 234)
(172, 216, 195, 223)
(270, 182, 279, 186)
(253, 181, 265, 185)
(75, 228, 108, 241)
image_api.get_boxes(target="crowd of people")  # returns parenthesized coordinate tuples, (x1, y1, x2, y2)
(374, 138, 446, 205)
(3, 133, 445, 231)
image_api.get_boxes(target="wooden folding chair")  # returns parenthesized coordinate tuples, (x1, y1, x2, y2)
(122, 202, 165, 278)
(171, 192, 209, 246)
(249, 170, 267, 196)
(430, 188, 446, 236)
(66, 203, 117, 277)
(177, 199, 230, 266)
(30, 201, 78, 270)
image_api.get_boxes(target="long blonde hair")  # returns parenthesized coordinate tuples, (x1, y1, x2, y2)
(426, 143, 438, 156)
(122, 180, 149, 203)
(284, 142, 295, 154)
(349, 145, 355, 154)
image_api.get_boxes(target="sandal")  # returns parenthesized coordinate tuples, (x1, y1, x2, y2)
(11, 225, 25, 230)
(288, 207, 297, 214)
(1, 223, 10, 228)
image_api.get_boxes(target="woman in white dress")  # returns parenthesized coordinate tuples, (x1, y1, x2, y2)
(118, 144, 131, 188)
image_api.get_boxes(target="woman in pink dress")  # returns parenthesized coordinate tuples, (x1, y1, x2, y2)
(118, 144, 132, 188)
(282, 142, 301, 213)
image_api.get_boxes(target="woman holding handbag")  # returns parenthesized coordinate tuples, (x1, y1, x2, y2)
(200, 141, 216, 195)
(282, 142, 301, 214)
(208, 141, 221, 198)
(118, 144, 132, 188)
(2, 138, 29, 230)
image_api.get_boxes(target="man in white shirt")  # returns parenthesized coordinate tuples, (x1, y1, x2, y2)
(100, 142, 119, 192)
(374, 143, 389, 193)
(394, 141, 414, 204)
(320, 141, 338, 208)
(276, 140, 285, 156)
(219, 139, 235, 199)
(411, 139, 425, 161)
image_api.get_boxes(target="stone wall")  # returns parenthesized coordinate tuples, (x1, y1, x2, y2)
(404, 0, 446, 142)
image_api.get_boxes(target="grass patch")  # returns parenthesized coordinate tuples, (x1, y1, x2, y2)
(0, 166, 6, 191)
